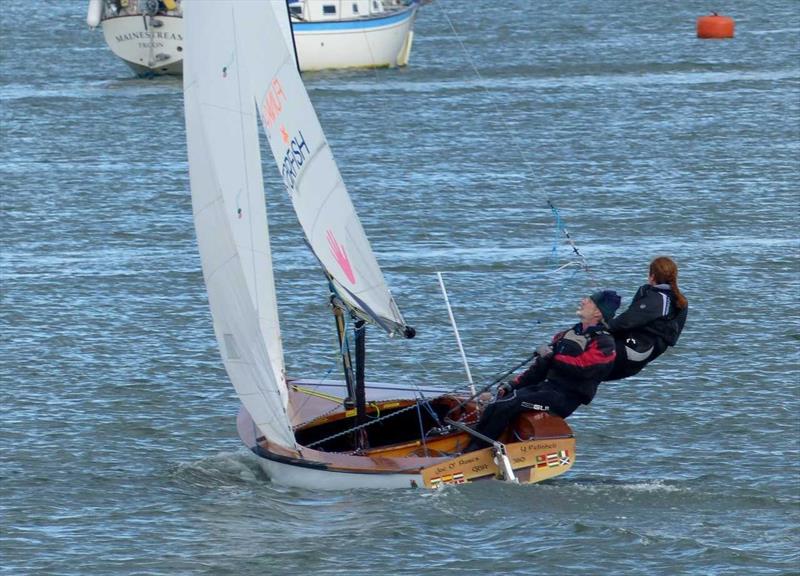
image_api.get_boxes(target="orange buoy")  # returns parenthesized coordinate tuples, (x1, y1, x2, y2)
(697, 13, 735, 39)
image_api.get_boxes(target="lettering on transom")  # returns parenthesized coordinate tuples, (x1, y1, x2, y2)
(113, 31, 183, 42)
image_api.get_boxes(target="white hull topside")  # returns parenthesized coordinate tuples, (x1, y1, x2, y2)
(239, 431, 424, 490)
(293, 5, 418, 71)
(255, 455, 424, 490)
(99, 5, 417, 76)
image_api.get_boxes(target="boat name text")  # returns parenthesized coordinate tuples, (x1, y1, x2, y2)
(281, 131, 311, 191)
(114, 31, 183, 43)
(430, 455, 480, 476)
(519, 441, 557, 453)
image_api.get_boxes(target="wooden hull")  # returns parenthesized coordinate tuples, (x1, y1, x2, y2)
(238, 380, 576, 490)
(420, 436, 575, 488)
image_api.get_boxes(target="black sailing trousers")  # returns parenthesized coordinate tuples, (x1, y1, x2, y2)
(471, 383, 583, 446)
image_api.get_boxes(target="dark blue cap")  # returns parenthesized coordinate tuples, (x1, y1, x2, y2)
(590, 290, 621, 322)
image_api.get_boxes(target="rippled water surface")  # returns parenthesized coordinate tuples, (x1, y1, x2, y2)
(2, 1, 799, 574)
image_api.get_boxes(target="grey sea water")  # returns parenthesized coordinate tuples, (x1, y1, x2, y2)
(2, 1, 799, 574)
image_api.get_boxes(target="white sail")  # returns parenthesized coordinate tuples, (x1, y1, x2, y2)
(271, 1, 296, 57)
(256, 1, 412, 338)
(183, 1, 294, 447)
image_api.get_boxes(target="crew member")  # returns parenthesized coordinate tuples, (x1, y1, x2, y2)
(607, 256, 688, 380)
(467, 290, 621, 450)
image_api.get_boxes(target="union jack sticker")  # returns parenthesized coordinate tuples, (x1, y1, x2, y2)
(430, 472, 466, 488)
(536, 449, 570, 468)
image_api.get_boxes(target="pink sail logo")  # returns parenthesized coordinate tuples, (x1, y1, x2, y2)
(327, 230, 356, 284)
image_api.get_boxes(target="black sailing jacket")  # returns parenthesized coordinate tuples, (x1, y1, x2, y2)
(606, 283, 688, 380)
(513, 322, 616, 404)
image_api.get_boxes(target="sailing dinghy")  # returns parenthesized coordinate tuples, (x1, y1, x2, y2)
(183, 1, 575, 490)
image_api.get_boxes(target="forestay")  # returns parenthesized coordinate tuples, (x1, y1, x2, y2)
(255, 2, 412, 338)
(183, 1, 294, 448)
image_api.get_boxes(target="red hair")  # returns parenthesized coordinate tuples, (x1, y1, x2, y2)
(650, 256, 687, 309)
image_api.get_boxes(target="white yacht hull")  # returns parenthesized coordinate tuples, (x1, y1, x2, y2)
(292, 4, 418, 71)
(98, 4, 417, 76)
(101, 14, 183, 77)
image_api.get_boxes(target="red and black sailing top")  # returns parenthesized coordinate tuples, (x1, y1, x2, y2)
(513, 322, 616, 404)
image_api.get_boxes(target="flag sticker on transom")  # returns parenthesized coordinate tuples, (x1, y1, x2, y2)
(430, 472, 466, 488)
(536, 449, 570, 468)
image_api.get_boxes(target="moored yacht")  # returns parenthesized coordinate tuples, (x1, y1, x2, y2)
(87, 0, 184, 77)
(87, 0, 421, 77)
(289, 0, 420, 71)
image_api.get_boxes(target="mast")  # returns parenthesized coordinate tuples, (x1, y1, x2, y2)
(354, 318, 367, 444)
(331, 297, 356, 408)
(331, 298, 368, 450)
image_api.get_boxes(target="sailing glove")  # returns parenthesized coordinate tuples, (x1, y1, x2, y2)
(536, 343, 554, 358)
(497, 382, 515, 398)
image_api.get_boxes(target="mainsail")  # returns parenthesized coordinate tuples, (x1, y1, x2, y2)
(255, 2, 412, 338)
(183, 0, 412, 447)
(183, 1, 293, 447)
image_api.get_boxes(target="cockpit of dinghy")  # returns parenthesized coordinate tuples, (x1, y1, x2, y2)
(293, 395, 477, 454)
